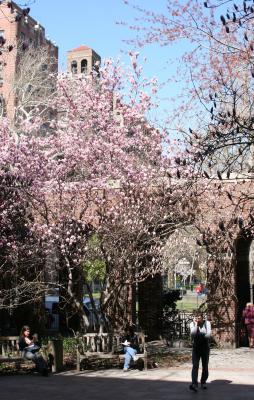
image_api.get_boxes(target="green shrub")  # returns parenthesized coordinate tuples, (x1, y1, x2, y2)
(63, 337, 77, 354)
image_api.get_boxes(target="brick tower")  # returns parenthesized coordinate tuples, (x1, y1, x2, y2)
(67, 45, 101, 75)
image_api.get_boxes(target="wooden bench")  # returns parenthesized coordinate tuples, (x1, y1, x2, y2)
(76, 332, 147, 371)
(0, 336, 62, 372)
(0, 336, 32, 370)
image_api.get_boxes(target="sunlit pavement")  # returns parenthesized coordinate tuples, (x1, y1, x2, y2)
(1, 348, 254, 400)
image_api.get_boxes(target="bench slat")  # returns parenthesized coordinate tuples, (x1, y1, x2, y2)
(0, 357, 24, 362)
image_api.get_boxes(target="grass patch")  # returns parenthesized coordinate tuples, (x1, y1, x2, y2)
(176, 293, 207, 311)
(176, 300, 198, 311)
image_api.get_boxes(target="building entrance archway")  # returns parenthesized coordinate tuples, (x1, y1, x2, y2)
(235, 236, 254, 346)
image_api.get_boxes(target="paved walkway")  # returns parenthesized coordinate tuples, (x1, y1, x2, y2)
(1, 348, 254, 400)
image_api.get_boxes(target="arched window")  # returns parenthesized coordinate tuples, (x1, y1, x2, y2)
(81, 59, 87, 74)
(71, 60, 77, 74)
(0, 96, 6, 117)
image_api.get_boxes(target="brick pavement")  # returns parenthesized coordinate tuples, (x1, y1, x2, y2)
(1, 348, 254, 400)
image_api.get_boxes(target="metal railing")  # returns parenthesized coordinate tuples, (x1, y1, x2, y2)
(162, 311, 194, 344)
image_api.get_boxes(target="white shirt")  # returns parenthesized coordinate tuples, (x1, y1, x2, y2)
(190, 320, 211, 339)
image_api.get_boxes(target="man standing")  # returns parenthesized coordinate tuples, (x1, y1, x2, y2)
(189, 312, 211, 392)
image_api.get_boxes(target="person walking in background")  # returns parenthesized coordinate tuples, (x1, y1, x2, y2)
(189, 312, 211, 392)
(242, 302, 254, 348)
(19, 325, 49, 376)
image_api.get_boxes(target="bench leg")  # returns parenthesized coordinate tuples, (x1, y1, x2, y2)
(144, 354, 148, 370)
(77, 352, 80, 372)
(15, 361, 21, 371)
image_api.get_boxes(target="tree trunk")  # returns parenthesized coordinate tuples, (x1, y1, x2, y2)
(138, 274, 162, 340)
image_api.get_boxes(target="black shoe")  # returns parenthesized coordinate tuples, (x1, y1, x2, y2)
(189, 384, 198, 392)
(42, 368, 49, 377)
(201, 383, 207, 390)
(136, 358, 144, 371)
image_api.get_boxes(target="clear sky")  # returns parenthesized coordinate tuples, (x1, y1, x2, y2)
(25, 0, 186, 128)
(29, 0, 170, 72)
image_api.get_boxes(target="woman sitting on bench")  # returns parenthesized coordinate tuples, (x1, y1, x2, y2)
(19, 325, 48, 376)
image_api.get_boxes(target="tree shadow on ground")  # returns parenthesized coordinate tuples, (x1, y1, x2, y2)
(0, 372, 253, 400)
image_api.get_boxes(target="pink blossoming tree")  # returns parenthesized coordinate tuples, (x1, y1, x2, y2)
(1, 56, 192, 332)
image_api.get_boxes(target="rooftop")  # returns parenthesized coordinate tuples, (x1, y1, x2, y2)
(69, 45, 91, 52)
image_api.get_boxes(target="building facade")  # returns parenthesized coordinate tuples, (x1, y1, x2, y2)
(0, 0, 58, 122)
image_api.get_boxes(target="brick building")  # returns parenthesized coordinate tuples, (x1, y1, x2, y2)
(0, 0, 58, 122)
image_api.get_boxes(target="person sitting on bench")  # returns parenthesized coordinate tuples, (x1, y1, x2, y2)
(19, 325, 48, 376)
(122, 326, 140, 372)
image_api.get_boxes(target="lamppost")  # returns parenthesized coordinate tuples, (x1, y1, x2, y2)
(176, 258, 191, 294)
(190, 250, 198, 289)
(250, 283, 254, 304)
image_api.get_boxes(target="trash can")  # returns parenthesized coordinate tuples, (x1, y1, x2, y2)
(48, 339, 63, 372)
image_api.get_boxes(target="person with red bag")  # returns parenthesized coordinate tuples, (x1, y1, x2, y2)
(242, 303, 254, 348)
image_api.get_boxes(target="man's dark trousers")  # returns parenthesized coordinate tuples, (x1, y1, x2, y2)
(191, 344, 209, 385)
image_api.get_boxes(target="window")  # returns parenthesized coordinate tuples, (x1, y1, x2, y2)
(71, 60, 77, 74)
(0, 96, 6, 117)
(0, 30, 5, 46)
(34, 33, 39, 48)
(81, 59, 87, 74)
(93, 60, 100, 76)
(20, 32, 25, 41)
(50, 47, 55, 57)
(39, 32, 44, 45)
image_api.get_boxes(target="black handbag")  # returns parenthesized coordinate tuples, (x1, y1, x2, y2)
(29, 344, 41, 353)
